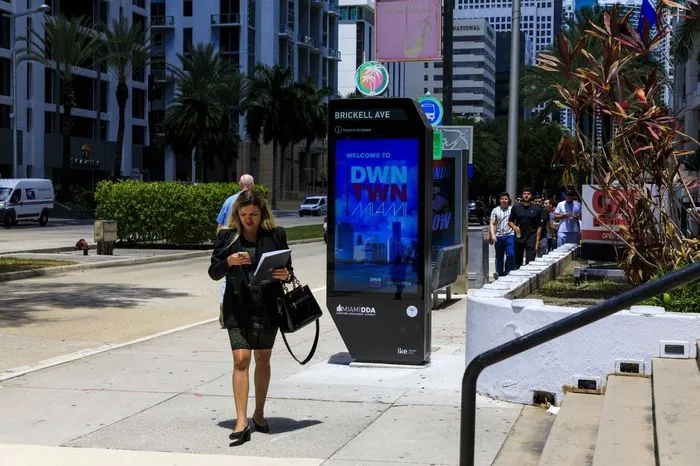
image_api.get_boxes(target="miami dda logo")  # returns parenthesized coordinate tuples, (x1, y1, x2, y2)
(336, 304, 376, 316)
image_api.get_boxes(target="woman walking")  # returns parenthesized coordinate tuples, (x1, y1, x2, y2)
(208, 191, 293, 445)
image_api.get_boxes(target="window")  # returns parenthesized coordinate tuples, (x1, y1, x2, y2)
(0, 15, 10, 50)
(132, 88, 146, 119)
(0, 58, 10, 96)
(0, 104, 10, 128)
(26, 108, 33, 133)
(183, 28, 193, 53)
(26, 63, 33, 99)
(184, 0, 193, 16)
(100, 80, 108, 112)
(44, 111, 57, 134)
(132, 125, 146, 145)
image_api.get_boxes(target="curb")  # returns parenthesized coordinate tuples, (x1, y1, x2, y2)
(0, 250, 213, 283)
(0, 238, 324, 283)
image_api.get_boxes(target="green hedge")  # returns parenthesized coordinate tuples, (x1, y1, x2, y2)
(94, 181, 269, 245)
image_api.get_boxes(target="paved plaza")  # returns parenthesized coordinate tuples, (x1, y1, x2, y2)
(0, 242, 517, 465)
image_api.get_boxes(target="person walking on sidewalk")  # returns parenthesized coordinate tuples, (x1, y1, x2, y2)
(538, 198, 556, 256)
(216, 175, 255, 328)
(508, 187, 543, 269)
(554, 188, 582, 247)
(208, 191, 294, 445)
(489, 192, 515, 278)
(217, 174, 255, 229)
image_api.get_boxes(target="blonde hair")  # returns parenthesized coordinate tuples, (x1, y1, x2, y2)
(224, 191, 277, 246)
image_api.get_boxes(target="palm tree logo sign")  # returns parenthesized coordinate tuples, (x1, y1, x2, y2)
(354, 61, 390, 97)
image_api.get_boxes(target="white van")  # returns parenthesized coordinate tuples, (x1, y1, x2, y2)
(0, 178, 55, 228)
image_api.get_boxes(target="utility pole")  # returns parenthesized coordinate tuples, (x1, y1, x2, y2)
(505, 0, 521, 197)
(443, 0, 454, 125)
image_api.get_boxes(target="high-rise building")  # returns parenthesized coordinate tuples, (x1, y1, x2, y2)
(337, 0, 405, 97)
(456, 0, 564, 53)
(405, 18, 497, 120)
(0, 0, 149, 182)
(150, 0, 340, 184)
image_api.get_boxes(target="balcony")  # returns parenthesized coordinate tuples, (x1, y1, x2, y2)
(299, 34, 319, 49)
(279, 23, 294, 37)
(151, 69, 170, 83)
(328, 49, 341, 60)
(211, 13, 241, 26)
(151, 16, 175, 29)
(327, 1, 341, 15)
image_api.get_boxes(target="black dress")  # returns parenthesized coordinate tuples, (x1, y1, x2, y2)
(208, 227, 293, 350)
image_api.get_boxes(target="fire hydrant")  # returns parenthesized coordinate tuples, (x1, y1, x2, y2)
(75, 239, 89, 256)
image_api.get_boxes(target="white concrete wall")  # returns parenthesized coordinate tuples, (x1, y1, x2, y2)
(465, 247, 700, 405)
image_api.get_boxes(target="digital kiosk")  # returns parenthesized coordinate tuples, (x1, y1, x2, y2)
(327, 98, 433, 365)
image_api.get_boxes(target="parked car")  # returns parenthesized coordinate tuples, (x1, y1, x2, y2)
(0, 178, 54, 228)
(299, 195, 328, 216)
(468, 200, 487, 225)
(323, 216, 328, 243)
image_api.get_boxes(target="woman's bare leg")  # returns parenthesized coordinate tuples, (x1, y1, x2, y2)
(252, 349, 272, 425)
(232, 349, 252, 431)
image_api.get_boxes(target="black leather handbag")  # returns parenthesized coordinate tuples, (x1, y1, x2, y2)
(277, 276, 322, 365)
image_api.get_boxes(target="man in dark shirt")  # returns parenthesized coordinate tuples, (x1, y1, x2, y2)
(508, 187, 543, 269)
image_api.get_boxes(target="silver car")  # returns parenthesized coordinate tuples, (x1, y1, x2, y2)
(298, 195, 328, 217)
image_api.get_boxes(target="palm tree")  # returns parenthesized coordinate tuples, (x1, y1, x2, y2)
(101, 16, 151, 179)
(17, 15, 101, 192)
(671, 1, 700, 65)
(246, 65, 297, 209)
(293, 80, 330, 186)
(164, 43, 246, 182)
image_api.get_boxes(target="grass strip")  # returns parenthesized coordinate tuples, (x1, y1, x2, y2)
(0, 257, 78, 274)
(285, 224, 324, 242)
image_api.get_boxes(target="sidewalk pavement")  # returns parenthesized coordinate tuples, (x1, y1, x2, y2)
(0, 294, 522, 466)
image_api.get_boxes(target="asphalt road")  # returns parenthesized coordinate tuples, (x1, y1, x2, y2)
(0, 212, 323, 255)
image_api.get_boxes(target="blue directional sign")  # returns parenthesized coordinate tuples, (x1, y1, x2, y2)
(418, 95, 443, 127)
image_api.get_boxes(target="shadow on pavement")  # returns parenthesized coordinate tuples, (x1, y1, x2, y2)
(0, 282, 190, 327)
(217, 417, 323, 435)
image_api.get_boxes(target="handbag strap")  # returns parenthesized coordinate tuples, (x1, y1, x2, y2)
(279, 319, 320, 365)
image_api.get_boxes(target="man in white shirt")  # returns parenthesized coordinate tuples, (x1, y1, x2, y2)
(216, 174, 254, 327)
(554, 188, 582, 247)
(489, 192, 515, 278)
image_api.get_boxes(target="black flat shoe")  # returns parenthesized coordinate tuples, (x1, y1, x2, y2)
(229, 423, 252, 444)
(253, 418, 270, 433)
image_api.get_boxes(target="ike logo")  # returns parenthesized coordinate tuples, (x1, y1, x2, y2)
(397, 347, 409, 355)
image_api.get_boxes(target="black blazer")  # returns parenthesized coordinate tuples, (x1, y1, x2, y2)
(208, 226, 293, 329)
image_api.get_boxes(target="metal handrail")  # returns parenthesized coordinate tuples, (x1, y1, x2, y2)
(459, 261, 700, 466)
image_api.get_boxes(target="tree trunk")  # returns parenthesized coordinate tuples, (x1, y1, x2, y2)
(279, 144, 287, 199)
(279, 145, 287, 202)
(271, 139, 278, 209)
(60, 82, 75, 198)
(113, 82, 129, 180)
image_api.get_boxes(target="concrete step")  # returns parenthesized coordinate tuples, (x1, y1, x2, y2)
(591, 375, 655, 466)
(653, 357, 700, 465)
(538, 393, 604, 466)
(492, 405, 555, 466)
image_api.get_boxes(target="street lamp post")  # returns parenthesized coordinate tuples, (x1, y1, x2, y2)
(8, 4, 51, 179)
